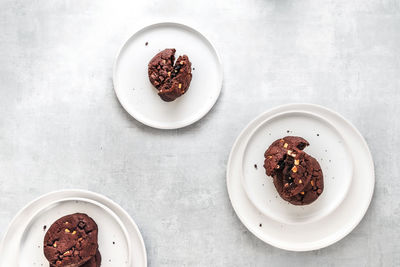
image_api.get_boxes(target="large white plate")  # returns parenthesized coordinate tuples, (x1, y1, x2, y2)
(241, 110, 353, 224)
(0, 190, 147, 267)
(113, 22, 223, 129)
(227, 103, 375, 251)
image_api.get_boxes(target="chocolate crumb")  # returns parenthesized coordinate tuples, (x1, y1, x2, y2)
(317, 134, 320, 136)
(287, 130, 290, 133)
(145, 42, 148, 46)
(259, 223, 262, 227)
(43, 225, 47, 231)
(254, 164, 258, 169)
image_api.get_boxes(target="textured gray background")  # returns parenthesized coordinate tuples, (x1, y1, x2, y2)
(0, 0, 399, 266)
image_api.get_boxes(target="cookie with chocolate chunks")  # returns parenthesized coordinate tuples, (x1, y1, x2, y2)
(148, 48, 192, 102)
(44, 213, 98, 267)
(264, 136, 324, 205)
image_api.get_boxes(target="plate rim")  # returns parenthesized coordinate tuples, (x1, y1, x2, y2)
(112, 21, 224, 130)
(226, 103, 375, 251)
(240, 109, 354, 224)
(0, 189, 147, 267)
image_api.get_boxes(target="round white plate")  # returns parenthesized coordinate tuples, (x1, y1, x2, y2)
(19, 198, 131, 266)
(0, 190, 147, 267)
(227, 103, 375, 251)
(241, 110, 353, 224)
(113, 22, 223, 129)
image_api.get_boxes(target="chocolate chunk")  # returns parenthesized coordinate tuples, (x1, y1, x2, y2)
(78, 221, 86, 229)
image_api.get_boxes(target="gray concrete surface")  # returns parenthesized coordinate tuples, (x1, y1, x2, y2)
(0, 0, 399, 266)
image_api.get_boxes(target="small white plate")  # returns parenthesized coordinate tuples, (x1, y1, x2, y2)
(241, 111, 353, 224)
(227, 103, 375, 251)
(0, 190, 147, 267)
(113, 22, 223, 129)
(19, 198, 131, 266)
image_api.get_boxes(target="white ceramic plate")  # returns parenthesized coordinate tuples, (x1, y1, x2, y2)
(227, 103, 374, 251)
(113, 22, 223, 129)
(241, 110, 353, 224)
(0, 190, 147, 267)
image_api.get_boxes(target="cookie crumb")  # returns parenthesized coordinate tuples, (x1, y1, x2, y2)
(113, 241, 115, 245)
(43, 225, 47, 231)
(259, 223, 262, 227)
(317, 134, 320, 136)
(254, 164, 258, 169)
(287, 130, 290, 133)
(193, 67, 195, 70)
(145, 42, 148, 46)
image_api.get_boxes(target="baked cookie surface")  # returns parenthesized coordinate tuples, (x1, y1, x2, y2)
(264, 136, 324, 205)
(80, 250, 101, 267)
(148, 48, 192, 102)
(50, 250, 101, 267)
(44, 213, 98, 267)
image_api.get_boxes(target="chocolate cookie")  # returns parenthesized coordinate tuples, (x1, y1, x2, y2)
(264, 136, 324, 205)
(148, 48, 192, 102)
(44, 213, 98, 267)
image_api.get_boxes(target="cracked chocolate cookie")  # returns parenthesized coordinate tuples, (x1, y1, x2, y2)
(148, 48, 192, 102)
(44, 213, 98, 267)
(264, 136, 324, 205)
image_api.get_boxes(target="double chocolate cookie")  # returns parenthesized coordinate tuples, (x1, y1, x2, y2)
(263, 136, 324, 205)
(148, 48, 192, 102)
(44, 213, 99, 267)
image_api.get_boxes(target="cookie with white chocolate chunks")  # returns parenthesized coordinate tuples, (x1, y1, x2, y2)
(148, 48, 192, 102)
(44, 213, 98, 267)
(263, 136, 324, 205)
